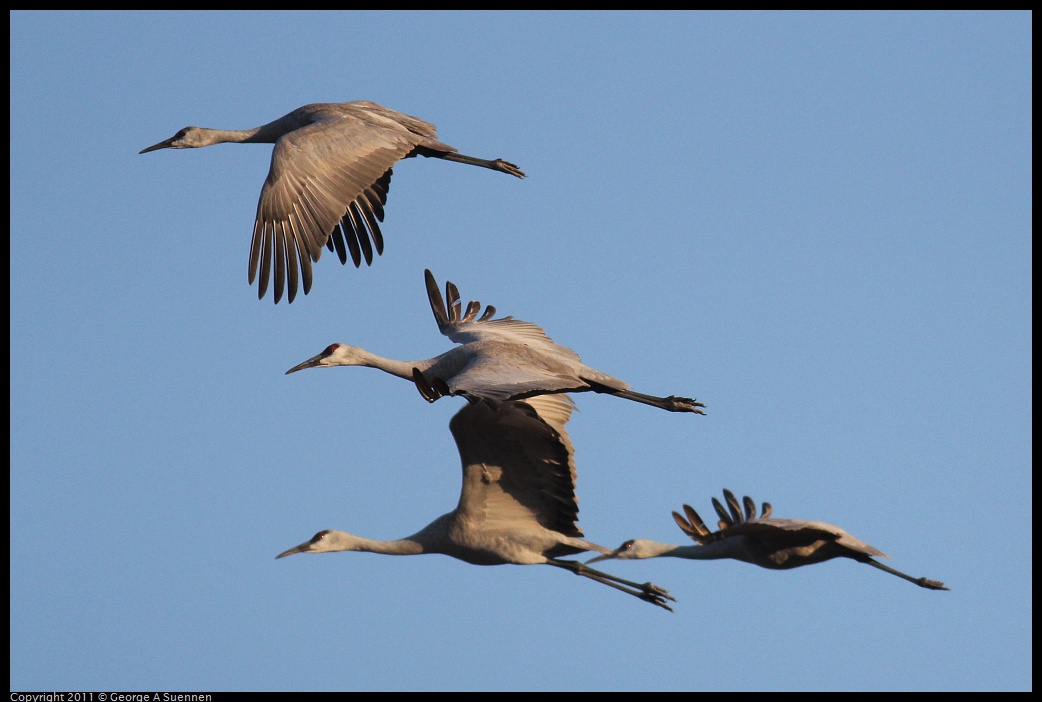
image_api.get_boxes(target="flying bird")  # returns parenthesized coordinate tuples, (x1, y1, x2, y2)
(286, 269, 706, 414)
(588, 488, 949, 590)
(140, 101, 525, 303)
(276, 394, 676, 611)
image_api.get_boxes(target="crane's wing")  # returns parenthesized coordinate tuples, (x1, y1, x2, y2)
(449, 395, 582, 538)
(424, 268, 583, 353)
(674, 490, 888, 558)
(249, 106, 452, 304)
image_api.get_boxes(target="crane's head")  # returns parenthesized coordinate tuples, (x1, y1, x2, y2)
(276, 530, 355, 558)
(139, 126, 214, 153)
(586, 539, 660, 563)
(285, 343, 369, 374)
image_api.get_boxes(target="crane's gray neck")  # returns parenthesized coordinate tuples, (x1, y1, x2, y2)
(215, 110, 326, 144)
(359, 348, 460, 383)
(321, 522, 451, 556)
(633, 541, 733, 560)
(351, 348, 435, 381)
(349, 536, 427, 556)
(194, 127, 274, 145)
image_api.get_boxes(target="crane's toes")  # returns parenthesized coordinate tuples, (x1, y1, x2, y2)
(412, 368, 440, 403)
(642, 592, 675, 612)
(919, 578, 950, 591)
(668, 396, 707, 414)
(642, 582, 677, 602)
(495, 159, 526, 178)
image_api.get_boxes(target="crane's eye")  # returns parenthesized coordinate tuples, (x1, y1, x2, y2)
(324, 344, 340, 354)
(622, 540, 635, 550)
(312, 530, 329, 542)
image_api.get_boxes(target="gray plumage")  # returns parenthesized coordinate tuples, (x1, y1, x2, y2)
(286, 269, 707, 415)
(276, 394, 675, 611)
(140, 101, 524, 303)
(589, 489, 949, 590)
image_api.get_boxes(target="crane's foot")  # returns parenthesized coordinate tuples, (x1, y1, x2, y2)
(412, 368, 452, 403)
(638, 585, 676, 612)
(639, 582, 677, 612)
(667, 396, 707, 414)
(641, 581, 677, 601)
(917, 577, 950, 591)
(494, 159, 526, 178)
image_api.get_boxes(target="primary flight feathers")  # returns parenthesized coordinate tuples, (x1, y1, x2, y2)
(286, 269, 707, 414)
(141, 100, 524, 303)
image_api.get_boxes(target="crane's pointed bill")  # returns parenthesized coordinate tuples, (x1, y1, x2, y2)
(139, 136, 177, 154)
(275, 541, 311, 559)
(285, 350, 328, 374)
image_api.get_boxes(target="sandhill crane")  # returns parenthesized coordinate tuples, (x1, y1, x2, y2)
(588, 489, 949, 590)
(139, 101, 525, 303)
(286, 269, 706, 414)
(276, 393, 676, 611)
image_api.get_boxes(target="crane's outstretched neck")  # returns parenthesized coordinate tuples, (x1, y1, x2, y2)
(341, 536, 426, 556)
(276, 530, 427, 558)
(587, 540, 730, 562)
(285, 344, 432, 381)
(221, 127, 274, 144)
(356, 350, 430, 382)
(139, 126, 275, 153)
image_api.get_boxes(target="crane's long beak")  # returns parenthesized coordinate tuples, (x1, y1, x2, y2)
(586, 551, 619, 565)
(285, 353, 326, 375)
(139, 136, 177, 154)
(275, 542, 311, 559)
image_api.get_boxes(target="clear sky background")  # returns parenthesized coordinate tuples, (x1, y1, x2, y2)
(10, 11, 1031, 692)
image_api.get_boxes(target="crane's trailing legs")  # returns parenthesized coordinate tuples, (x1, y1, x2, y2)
(139, 101, 527, 304)
(547, 558, 676, 612)
(586, 382, 707, 414)
(435, 151, 526, 179)
(861, 558, 950, 590)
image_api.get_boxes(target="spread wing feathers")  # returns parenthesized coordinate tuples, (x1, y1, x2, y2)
(674, 490, 889, 558)
(449, 396, 582, 538)
(423, 269, 583, 362)
(521, 393, 577, 435)
(672, 504, 714, 545)
(249, 113, 429, 303)
(323, 170, 391, 271)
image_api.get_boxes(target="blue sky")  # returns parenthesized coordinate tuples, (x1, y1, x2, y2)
(10, 11, 1031, 692)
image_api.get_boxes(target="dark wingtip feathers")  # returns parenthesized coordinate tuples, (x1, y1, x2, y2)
(743, 495, 756, 522)
(711, 496, 732, 529)
(425, 270, 450, 329)
(674, 504, 713, 544)
(723, 489, 744, 525)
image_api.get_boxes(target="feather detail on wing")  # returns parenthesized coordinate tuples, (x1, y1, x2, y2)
(450, 396, 581, 538)
(249, 112, 426, 302)
(423, 269, 583, 361)
(673, 489, 889, 559)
